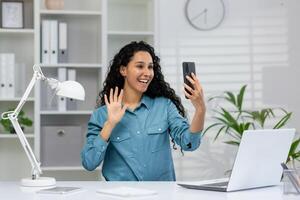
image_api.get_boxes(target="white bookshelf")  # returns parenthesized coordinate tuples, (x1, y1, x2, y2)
(0, 134, 34, 139)
(40, 63, 102, 68)
(40, 9, 102, 16)
(40, 111, 92, 115)
(0, 0, 156, 181)
(0, 29, 35, 34)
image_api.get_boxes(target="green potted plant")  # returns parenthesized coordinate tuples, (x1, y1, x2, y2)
(204, 85, 300, 164)
(0, 109, 33, 134)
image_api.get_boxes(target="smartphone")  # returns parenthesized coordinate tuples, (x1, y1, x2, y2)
(182, 62, 196, 98)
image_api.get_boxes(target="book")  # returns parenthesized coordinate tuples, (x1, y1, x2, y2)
(37, 186, 82, 195)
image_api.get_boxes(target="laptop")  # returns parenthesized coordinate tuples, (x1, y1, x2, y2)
(178, 128, 295, 192)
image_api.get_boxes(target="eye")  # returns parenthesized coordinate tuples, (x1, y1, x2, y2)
(148, 65, 154, 69)
(136, 64, 143, 69)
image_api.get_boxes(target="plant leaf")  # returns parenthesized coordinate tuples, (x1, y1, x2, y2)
(214, 126, 226, 141)
(224, 140, 240, 146)
(288, 138, 300, 158)
(273, 112, 292, 129)
(224, 91, 236, 107)
(202, 123, 223, 135)
(237, 85, 246, 111)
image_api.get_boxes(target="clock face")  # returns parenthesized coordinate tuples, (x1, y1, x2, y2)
(185, 0, 225, 31)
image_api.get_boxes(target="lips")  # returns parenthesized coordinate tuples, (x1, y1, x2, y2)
(138, 79, 149, 84)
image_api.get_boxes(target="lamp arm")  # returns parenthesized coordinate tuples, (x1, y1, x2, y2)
(8, 116, 42, 179)
(14, 65, 45, 116)
(1, 65, 45, 180)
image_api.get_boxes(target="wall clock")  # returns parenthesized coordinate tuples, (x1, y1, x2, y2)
(185, 0, 225, 31)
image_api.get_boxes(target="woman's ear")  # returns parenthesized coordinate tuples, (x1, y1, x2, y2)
(120, 65, 127, 77)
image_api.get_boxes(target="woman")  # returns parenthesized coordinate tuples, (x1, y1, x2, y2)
(81, 41, 206, 181)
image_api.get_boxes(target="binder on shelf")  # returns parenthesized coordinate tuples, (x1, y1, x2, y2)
(57, 68, 67, 111)
(58, 22, 68, 63)
(0, 54, 15, 98)
(50, 20, 58, 64)
(42, 20, 51, 64)
(14, 63, 26, 98)
(67, 69, 77, 110)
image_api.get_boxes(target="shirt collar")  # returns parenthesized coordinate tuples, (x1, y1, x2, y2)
(140, 95, 152, 110)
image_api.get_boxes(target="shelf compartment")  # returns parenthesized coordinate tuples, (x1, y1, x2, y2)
(40, 68, 101, 112)
(108, 0, 154, 32)
(40, 125, 83, 167)
(40, 0, 102, 12)
(40, 15, 102, 64)
(0, 102, 34, 134)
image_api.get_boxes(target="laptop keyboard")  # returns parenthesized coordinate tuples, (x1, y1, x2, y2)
(202, 181, 229, 187)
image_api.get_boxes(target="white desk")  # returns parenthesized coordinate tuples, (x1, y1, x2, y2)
(0, 181, 299, 200)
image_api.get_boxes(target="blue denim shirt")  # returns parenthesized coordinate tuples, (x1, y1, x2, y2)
(81, 95, 202, 181)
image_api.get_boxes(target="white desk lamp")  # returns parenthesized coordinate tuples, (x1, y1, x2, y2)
(1, 64, 85, 187)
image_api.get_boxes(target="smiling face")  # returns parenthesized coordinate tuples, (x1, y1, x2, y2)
(120, 51, 154, 96)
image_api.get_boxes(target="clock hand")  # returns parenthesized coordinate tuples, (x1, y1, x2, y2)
(190, 8, 208, 22)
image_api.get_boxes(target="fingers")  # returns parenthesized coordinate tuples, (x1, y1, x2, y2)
(114, 86, 119, 102)
(118, 89, 124, 103)
(187, 73, 204, 93)
(107, 87, 124, 104)
(184, 83, 195, 95)
(183, 88, 192, 99)
(187, 73, 202, 91)
(109, 88, 113, 103)
(104, 94, 109, 105)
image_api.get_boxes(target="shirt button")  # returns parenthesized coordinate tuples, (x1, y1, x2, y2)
(158, 128, 162, 131)
(117, 137, 120, 140)
(137, 131, 140, 134)
(143, 164, 146, 168)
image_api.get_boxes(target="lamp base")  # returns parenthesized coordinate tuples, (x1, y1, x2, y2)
(21, 177, 56, 187)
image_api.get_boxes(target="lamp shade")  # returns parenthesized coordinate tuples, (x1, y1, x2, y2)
(56, 81, 85, 101)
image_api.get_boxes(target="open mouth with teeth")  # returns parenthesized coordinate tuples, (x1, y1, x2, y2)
(138, 79, 149, 84)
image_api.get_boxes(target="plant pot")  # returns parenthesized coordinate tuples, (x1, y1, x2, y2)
(45, 0, 64, 10)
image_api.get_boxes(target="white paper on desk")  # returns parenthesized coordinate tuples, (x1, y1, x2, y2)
(37, 186, 82, 195)
(96, 186, 158, 197)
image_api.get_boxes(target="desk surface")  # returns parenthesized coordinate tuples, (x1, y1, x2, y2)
(0, 181, 299, 200)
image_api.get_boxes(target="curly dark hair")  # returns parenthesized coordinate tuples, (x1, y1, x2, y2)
(97, 41, 186, 118)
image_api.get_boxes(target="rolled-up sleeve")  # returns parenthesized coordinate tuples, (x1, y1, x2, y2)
(167, 99, 201, 151)
(81, 108, 108, 171)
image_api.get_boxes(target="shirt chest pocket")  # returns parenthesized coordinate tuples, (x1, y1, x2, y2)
(110, 132, 131, 142)
(147, 121, 169, 152)
(110, 124, 131, 143)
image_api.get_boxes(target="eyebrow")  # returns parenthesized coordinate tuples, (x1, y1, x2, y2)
(135, 61, 153, 65)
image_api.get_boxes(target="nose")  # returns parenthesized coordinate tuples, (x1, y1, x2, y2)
(142, 67, 152, 76)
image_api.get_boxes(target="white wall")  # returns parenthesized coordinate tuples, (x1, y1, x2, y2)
(157, 0, 299, 181)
